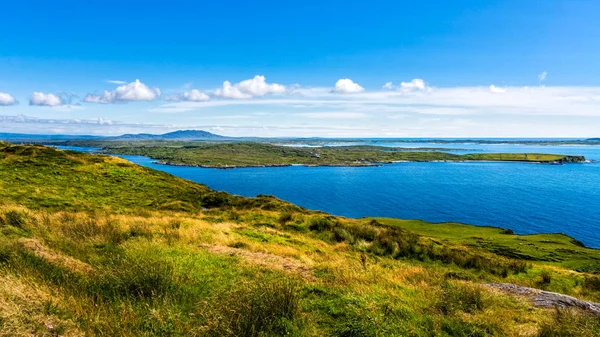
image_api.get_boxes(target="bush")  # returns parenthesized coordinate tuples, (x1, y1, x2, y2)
(278, 211, 293, 225)
(0, 238, 14, 264)
(540, 270, 552, 285)
(228, 241, 249, 249)
(307, 216, 528, 276)
(308, 216, 336, 232)
(4, 210, 25, 228)
(227, 209, 240, 221)
(437, 282, 486, 314)
(91, 254, 175, 301)
(584, 276, 600, 292)
(537, 308, 600, 337)
(206, 278, 300, 337)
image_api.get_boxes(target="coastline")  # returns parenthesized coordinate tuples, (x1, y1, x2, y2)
(152, 156, 588, 169)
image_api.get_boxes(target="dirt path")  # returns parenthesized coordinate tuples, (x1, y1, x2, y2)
(485, 283, 600, 316)
(18, 238, 94, 274)
(200, 244, 315, 281)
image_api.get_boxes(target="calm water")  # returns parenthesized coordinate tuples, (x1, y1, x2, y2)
(60, 143, 600, 248)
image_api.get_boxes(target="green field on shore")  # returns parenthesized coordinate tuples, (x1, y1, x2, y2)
(54, 141, 586, 168)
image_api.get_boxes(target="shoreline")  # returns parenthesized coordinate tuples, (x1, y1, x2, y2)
(152, 157, 588, 169)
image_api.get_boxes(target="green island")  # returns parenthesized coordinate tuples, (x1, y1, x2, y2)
(1, 141, 599, 336)
(56, 141, 586, 168)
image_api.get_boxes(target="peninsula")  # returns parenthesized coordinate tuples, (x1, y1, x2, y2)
(85, 142, 587, 168)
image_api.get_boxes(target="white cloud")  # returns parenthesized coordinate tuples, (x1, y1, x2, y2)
(489, 85, 507, 93)
(399, 79, 428, 92)
(154, 85, 600, 118)
(538, 71, 547, 81)
(380, 79, 430, 93)
(382, 82, 394, 90)
(29, 92, 63, 106)
(166, 89, 210, 102)
(84, 79, 161, 104)
(0, 92, 17, 106)
(294, 112, 367, 119)
(106, 80, 127, 85)
(333, 78, 364, 93)
(213, 75, 286, 99)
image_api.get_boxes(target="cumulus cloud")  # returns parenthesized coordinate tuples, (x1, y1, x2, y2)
(294, 112, 367, 119)
(213, 75, 286, 99)
(29, 92, 63, 106)
(332, 78, 364, 93)
(489, 85, 507, 93)
(0, 92, 17, 106)
(382, 79, 430, 93)
(538, 71, 547, 81)
(165, 89, 210, 102)
(382, 82, 394, 90)
(399, 79, 428, 92)
(84, 79, 161, 104)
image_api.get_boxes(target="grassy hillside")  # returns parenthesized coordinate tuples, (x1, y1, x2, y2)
(1, 142, 599, 336)
(56, 141, 585, 167)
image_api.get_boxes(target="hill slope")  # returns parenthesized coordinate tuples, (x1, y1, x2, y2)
(110, 129, 228, 141)
(1, 142, 599, 336)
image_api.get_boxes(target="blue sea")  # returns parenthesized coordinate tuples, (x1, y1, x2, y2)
(60, 142, 600, 248)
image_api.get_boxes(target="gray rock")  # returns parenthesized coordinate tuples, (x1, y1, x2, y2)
(484, 283, 600, 316)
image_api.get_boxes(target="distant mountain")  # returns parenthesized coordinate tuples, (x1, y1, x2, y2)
(110, 130, 228, 141)
(586, 138, 600, 141)
(0, 133, 100, 141)
(0, 130, 227, 142)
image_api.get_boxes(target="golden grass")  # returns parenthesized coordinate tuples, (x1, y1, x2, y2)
(2, 203, 600, 335)
(0, 274, 83, 337)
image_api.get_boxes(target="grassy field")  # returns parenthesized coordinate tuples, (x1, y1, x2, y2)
(1, 141, 599, 336)
(54, 141, 587, 168)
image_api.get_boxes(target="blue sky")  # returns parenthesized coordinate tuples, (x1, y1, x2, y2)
(1, 0, 599, 137)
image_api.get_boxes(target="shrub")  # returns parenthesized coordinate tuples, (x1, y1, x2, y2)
(227, 209, 240, 221)
(91, 255, 175, 301)
(584, 276, 600, 292)
(206, 278, 300, 337)
(127, 223, 152, 239)
(278, 211, 293, 225)
(201, 192, 233, 208)
(540, 270, 552, 285)
(500, 228, 515, 235)
(228, 241, 249, 249)
(307, 216, 528, 276)
(444, 271, 474, 281)
(0, 238, 13, 264)
(537, 308, 600, 337)
(4, 210, 25, 228)
(308, 216, 335, 231)
(437, 282, 486, 314)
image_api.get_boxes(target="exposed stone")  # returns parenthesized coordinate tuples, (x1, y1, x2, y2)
(485, 283, 600, 316)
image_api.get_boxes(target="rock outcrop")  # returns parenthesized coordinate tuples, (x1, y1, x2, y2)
(485, 283, 600, 316)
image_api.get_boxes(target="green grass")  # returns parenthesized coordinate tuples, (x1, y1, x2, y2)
(1, 141, 600, 336)
(377, 218, 600, 271)
(0, 142, 299, 213)
(55, 141, 585, 167)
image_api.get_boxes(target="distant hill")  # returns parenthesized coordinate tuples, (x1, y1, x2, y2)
(0, 130, 228, 142)
(0, 132, 100, 142)
(111, 130, 228, 141)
